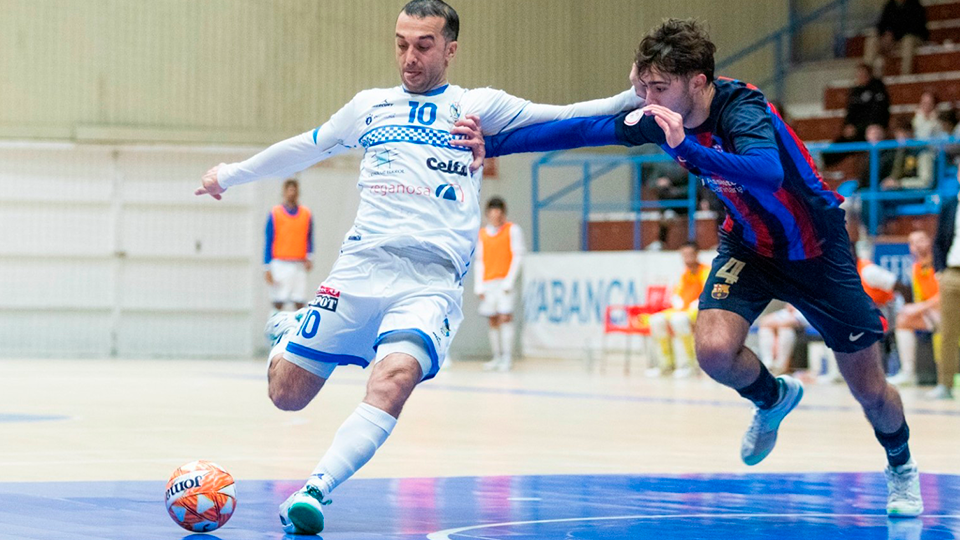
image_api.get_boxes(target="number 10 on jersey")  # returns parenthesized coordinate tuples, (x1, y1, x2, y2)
(408, 101, 437, 126)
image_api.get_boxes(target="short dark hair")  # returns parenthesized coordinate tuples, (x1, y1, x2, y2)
(486, 196, 506, 213)
(401, 0, 459, 42)
(681, 240, 699, 251)
(635, 19, 716, 82)
(283, 178, 299, 190)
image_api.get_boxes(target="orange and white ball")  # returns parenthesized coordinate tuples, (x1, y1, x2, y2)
(165, 460, 237, 532)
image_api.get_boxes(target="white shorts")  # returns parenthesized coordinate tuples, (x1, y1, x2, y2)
(282, 246, 463, 382)
(269, 260, 308, 304)
(478, 282, 514, 317)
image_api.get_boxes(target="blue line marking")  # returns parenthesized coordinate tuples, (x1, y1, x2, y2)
(0, 413, 69, 423)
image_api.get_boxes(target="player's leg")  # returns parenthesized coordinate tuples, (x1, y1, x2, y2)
(648, 310, 674, 375)
(787, 226, 921, 517)
(756, 312, 780, 370)
(891, 307, 927, 386)
(496, 287, 516, 371)
(281, 346, 422, 535)
(774, 325, 796, 375)
(668, 310, 695, 377)
(480, 290, 502, 370)
(498, 312, 515, 371)
(696, 247, 804, 466)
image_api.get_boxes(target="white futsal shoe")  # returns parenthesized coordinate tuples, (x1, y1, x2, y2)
(885, 458, 924, 518)
(264, 309, 306, 347)
(740, 375, 804, 466)
(279, 484, 331, 535)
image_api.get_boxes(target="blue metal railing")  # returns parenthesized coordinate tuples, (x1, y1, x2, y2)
(531, 138, 960, 252)
(716, 0, 853, 102)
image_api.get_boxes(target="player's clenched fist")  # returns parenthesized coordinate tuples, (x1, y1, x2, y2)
(195, 164, 226, 200)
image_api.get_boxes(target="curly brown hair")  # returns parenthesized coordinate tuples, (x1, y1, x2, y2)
(635, 19, 716, 82)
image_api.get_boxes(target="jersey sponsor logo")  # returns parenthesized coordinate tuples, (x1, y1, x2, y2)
(317, 286, 340, 298)
(624, 108, 643, 126)
(426, 157, 468, 177)
(313, 286, 340, 312)
(711, 283, 730, 300)
(369, 183, 432, 197)
(373, 100, 391, 108)
(434, 183, 464, 202)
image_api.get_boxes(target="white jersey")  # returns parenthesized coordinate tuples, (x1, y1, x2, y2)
(218, 84, 642, 277)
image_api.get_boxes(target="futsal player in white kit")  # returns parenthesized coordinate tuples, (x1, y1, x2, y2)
(194, 0, 643, 534)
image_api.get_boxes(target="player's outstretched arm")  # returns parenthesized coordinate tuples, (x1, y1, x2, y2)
(480, 115, 623, 158)
(195, 97, 361, 199)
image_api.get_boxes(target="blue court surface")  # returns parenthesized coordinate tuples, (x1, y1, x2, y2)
(2, 472, 958, 540)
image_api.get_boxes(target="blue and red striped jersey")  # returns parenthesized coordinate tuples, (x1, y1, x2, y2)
(614, 78, 843, 260)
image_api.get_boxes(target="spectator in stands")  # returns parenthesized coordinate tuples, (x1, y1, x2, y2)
(931, 172, 960, 399)
(912, 92, 944, 140)
(876, 119, 921, 190)
(891, 231, 941, 387)
(264, 179, 314, 312)
(911, 91, 943, 187)
(864, 0, 928, 76)
(861, 123, 916, 189)
(845, 63, 891, 139)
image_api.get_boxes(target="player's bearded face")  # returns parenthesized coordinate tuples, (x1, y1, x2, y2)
(395, 14, 457, 93)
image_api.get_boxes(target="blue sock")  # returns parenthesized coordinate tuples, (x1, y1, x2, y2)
(736, 362, 781, 409)
(876, 422, 911, 468)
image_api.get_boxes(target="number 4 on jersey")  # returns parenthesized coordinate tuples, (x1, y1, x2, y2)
(716, 258, 746, 285)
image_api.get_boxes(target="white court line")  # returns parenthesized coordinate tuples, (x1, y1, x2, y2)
(426, 513, 960, 540)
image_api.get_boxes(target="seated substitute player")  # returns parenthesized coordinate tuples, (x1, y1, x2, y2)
(474, 196, 525, 372)
(454, 18, 922, 517)
(647, 241, 709, 378)
(891, 231, 941, 387)
(194, 0, 643, 534)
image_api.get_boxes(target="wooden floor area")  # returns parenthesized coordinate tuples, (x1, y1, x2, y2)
(2, 357, 957, 484)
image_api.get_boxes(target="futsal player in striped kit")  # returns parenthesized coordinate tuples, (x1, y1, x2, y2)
(474, 196, 524, 372)
(456, 18, 923, 517)
(264, 179, 314, 311)
(195, 0, 643, 533)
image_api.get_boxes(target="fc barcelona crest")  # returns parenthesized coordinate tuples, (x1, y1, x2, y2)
(711, 284, 730, 300)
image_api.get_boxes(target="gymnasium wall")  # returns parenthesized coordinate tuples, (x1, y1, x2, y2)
(0, 0, 788, 144)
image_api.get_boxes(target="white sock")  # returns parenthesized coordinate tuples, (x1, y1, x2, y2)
(776, 327, 797, 372)
(500, 321, 514, 365)
(488, 327, 502, 361)
(307, 403, 397, 497)
(895, 329, 917, 377)
(758, 327, 776, 368)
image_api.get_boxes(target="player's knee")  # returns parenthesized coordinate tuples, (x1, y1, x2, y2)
(848, 378, 890, 413)
(268, 380, 311, 411)
(695, 333, 739, 374)
(366, 359, 419, 411)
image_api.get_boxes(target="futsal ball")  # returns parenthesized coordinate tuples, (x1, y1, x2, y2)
(165, 460, 237, 532)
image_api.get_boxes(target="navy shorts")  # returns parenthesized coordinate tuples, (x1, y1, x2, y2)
(698, 214, 886, 353)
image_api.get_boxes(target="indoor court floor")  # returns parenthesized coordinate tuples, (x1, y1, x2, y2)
(2, 357, 958, 539)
